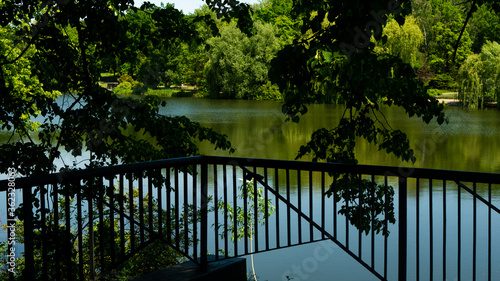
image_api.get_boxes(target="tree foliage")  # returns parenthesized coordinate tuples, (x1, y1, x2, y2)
(458, 41, 500, 107)
(271, 0, 446, 164)
(268, 0, 447, 238)
(426, 0, 473, 73)
(0, 1, 234, 177)
(374, 15, 424, 68)
(206, 21, 281, 99)
(0, 1, 238, 278)
(467, 3, 500, 53)
(252, 0, 302, 45)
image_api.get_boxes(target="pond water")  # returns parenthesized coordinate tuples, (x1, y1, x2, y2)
(160, 98, 500, 281)
(161, 98, 500, 173)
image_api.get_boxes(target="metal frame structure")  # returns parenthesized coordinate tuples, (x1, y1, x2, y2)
(1, 155, 499, 280)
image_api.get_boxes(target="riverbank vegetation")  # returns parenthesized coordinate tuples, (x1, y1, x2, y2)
(93, 0, 500, 108)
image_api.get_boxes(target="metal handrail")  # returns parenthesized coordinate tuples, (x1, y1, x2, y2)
(3, 155, 500, 190)
(2, 155, 500, 281)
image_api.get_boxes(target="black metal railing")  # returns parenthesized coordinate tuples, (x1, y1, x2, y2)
(1, 156, 499, 280)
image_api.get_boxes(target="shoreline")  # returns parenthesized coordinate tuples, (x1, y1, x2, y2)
(436, 97, 498, 108)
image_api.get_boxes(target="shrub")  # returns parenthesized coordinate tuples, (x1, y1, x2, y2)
(428, 74, 457, 90)
(117, 74, 135, 84)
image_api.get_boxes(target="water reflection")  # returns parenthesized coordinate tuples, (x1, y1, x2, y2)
(162, 98, 500, 173)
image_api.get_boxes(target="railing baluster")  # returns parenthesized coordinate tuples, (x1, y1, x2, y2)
(223, 164, 228, 258)
(64, 184, 73, 280)
(174, 167, 179, 248)
(358, 174, 362, 259)
(157, 169, 163, 238)
(298, 169, 302, 244)
(321, 171, 325, 240)
(264, 167, 270, 251)
(473, 182, 477, 281)
(334, 177, 337, 239)
(416, 178, 420, 281)
(286, 169, 291, 246)
(77, 182, 84, 280)
(89, 181, 95, 279)
(275, 168, 280, 248)
(384, 175, 388, 280)
(370, 174, 375, 269)
(233, 165, 238, 256)
(40, 184, 47, 280)
(200, 162, 208, 268)
(398, 176, 407, 281)
(128, 173, 135, 252)
(148, 171, 153, 240)
(166, 169, 171, 244)
(214, 164, 219, 259)
(138, 175, 144, 244)
(309, 170, 313, 242)
(429, 179, 433, 281)
(488, 183, 492, 281)
(109, 177, 116, 266)
(99, 177, 105, 274)
(346, 174, 350, 250)
(253, 166, 259, 253)
(192, 165, 197, 260)
(54, 183, 61, 281)
(119, 174, 125, 260)
(244, 170, 248, 254)
(184, 166, 190, 255)
(458, 181, 461, 281)
(443, 180, 446, 281)
(65, 182, 72, 277)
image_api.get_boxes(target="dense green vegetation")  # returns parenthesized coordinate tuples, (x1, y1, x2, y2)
(89, 0, 500, 106)
(94, 0, 301, 100)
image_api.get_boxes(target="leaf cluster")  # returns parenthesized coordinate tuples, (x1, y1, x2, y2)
(328, 174, 396, 236)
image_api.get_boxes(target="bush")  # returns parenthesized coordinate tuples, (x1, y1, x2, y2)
(117, 74, 135, 84)
(116, 81, 132, 90)
(172, 90, 193, 97)
(427, 74, 457, 90)
(427, 89, 447, 96)
(114, 75, 146, 95)
(251, 81, 283, 100)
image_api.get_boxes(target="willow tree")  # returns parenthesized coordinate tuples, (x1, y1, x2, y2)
(374, 15, 424, 68)
(458, 41, 500, 108)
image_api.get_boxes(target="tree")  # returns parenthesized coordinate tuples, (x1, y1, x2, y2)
(0, 1, 233, 175)
(205, 20, 281, 99)
(411, 0, 433, 52)
(426, 0, 473, 73)
(458, 41, 500, 107)
(269, 0, 446, 234)
(467, 3, 500, 53)
(374, 15, 425, 68)
(0, 2, 234, 278)
(252, 0, 302, 45)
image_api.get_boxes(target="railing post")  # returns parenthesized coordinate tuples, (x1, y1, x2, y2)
(398, 176, 407, 281)
(200, 162, 208, 268)
(22, 185, 35, 281)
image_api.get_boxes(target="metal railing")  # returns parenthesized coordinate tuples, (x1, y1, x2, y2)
(1, 155, 499, 280)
